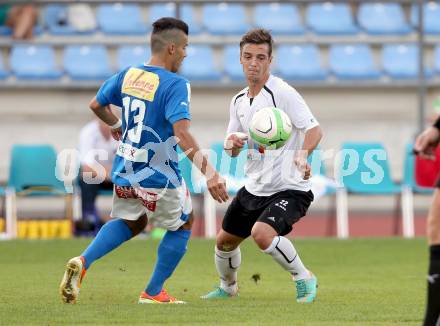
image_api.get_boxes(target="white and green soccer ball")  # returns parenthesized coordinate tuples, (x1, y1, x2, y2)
(249, 107, 292, 149)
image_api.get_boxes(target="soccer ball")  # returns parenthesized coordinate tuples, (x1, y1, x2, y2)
(249, 107, 292, 149)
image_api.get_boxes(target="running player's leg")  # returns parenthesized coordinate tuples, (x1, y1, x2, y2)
(252, 190, 316, 303)
(60, 187, 147, 303)
(80, 188, 147, 270)
(202, 188, 254, 298)
(424, 189, 440, 326)
(141, 213, 193, 303)
(60, 216, 146, 303)
(139, 184, 193, 304)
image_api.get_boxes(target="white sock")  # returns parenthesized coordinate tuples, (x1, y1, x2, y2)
(215, 246, 241, 294)
(263, 236, 309, 280)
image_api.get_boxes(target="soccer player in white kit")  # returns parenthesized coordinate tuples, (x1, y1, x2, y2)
(202, 29, 323, 303)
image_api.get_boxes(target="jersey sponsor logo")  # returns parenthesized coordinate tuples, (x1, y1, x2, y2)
(122, 68, 159, 101)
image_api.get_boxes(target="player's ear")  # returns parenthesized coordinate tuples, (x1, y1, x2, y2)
(168, 43, 176, 55)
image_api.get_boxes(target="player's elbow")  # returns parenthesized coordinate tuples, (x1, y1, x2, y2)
(89, 97, 101, 113)
(316, 126, 323, 141)
(309, 125, 323, 143)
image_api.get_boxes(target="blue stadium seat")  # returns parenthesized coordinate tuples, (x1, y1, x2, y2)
(202, 3, 250, 35)
(306, 3, 359, 35)
(148, 3, 201, 34)
(8, 144, 67, 195)
(64, 45, 112, 80)
(11, 45, 61, 80)
(335, 142, 414, 237)
(97, 4, 147, 35)
(329, 44, 381, 80)
(382, 44, 432, 79)
(223, 45, 244, 81)
(435, 44, 440, 74)
(411, 2, 440, 35)
(148, 2, 175, 21)
(253, 3, 304, 35)
(339, 142, 401, 194)
(180, 45, 221, 81)
(44, 4, 76, 35)
(358, 3, 412, 35)
(117, 45, 150, 70)
(7, 144, 73, 231)
(276, 45, 327, 81)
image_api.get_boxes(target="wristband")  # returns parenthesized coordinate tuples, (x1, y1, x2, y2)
(111, 119, 122, 129)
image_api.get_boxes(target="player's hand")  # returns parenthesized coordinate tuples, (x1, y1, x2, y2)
(294, 155, 312, 180)
(414, 126, 440, 160)
(111, 127, 122, 141)
(224, 132, 248, 157)
(207, 172, 229, 203)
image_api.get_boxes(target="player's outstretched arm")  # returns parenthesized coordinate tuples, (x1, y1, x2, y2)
(295, 125, 323, 180)
(173, 119, 229, 203)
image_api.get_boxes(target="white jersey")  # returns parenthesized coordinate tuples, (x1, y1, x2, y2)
(226, 75, 319, 196)
(78, 120, 118, 166)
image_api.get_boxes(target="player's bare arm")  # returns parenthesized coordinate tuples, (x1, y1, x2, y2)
(295, 125, 323, 180)
(89, 97, 122, 140)
(173, 119, 229, 203)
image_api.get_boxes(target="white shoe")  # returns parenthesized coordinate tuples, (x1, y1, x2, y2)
(59, 256, 86, 304)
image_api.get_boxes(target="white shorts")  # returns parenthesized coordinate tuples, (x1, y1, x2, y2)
(111, 180, 192, 231)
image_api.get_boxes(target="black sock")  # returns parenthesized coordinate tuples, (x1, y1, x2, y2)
(424, 245, 440, 326)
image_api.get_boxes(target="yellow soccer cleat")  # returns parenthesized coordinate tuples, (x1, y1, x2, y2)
(59, 256, 86, 304)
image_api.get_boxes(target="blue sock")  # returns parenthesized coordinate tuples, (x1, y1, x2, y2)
(81, 218, 132, 269)
(145, 229, 191, 296)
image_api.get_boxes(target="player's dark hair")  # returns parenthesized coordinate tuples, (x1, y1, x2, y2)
(239, 28, 273, 57)
(152, 17, 188, 36)
(151, 17, 188, 54)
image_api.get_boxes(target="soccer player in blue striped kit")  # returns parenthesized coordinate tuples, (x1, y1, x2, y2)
(59, 17, 228, 304)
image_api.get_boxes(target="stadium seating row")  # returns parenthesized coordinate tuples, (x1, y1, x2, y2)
(0, 2, 439, 37)
(0, 142, 431, 240)
(1, 43, 440, 82)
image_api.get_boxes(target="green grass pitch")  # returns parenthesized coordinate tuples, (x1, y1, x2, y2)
(0, 238, 427, 325)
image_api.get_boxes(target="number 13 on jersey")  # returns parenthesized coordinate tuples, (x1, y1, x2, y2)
(122, 96, 146, 144)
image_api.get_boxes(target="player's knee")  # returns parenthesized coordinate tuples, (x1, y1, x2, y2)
(251, 227, 272, 250)
(216, 241, 237, 252)
(124, 214, 148, 236)
(179, 212, 194, 231)
(427, 216, 440, 244)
